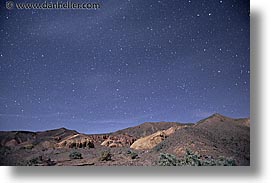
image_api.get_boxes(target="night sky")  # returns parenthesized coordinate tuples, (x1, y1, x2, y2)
(0, 0, 250, 134)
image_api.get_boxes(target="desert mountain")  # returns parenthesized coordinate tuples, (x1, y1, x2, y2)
(0, 113, 250, 166)
(153, 113, 250, 165)
(112, 121, 187, 138)
(0, 128, 87, 149)
(100, 121, 186, 148)
(0, 131, 36, 147)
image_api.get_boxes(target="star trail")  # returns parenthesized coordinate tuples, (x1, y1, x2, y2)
(0, 0, 250, 133)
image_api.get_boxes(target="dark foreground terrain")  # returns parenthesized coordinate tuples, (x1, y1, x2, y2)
(0, 113, 250, 166)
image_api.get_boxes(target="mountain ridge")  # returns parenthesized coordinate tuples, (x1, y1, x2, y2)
(0, 113, 250, 166)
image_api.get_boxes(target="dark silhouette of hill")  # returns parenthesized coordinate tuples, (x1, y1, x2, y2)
(0, 128, 78, 147)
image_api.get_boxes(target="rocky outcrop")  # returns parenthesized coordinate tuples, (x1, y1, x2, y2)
(4, 139, 19, 147)
(0, 131, 36, 147)
(130, 126, 182, 150)
(101, 134, 136, 148)
(57, 134, 94, 148)
(113, 122, 186, 138)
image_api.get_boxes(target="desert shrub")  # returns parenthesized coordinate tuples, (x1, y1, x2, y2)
(158, 153, 182, 166)
(126, 150, 132, 154)
(215, 156, 236, 166)
(200, 156, 218, 166)
(0, 146, 11, 156)
(27, 156, 42, 166)
(180, 149, 203, 166)
(155, 145, 162, 152)
(27, 156, 56, 166)
(201, 156, 236, 166)
(69, 151, 83, 159)
(158, 149, 236, 166)
(154, 142, 166, 152)
(127, 150, 138, 159)
(99, 151, 112, 161)
(130, 152, 138, 159)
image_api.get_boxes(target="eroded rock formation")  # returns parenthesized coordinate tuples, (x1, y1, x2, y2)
(57, 134, 94, 148)
(130, 126, 182, 150)
(101, 134, 136, 148)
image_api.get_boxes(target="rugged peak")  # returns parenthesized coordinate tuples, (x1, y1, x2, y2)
(42, 127, 70, 133)
(207, 113, 233, 120)
(56, 127, 70, 131)
(195, 113, 230, 126)
(58, 127, 72, 132)
(53, 127, 78, 134)
(211, 113, 225, 118)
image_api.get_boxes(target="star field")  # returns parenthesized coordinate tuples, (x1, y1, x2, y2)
(0, 0, 250, 133)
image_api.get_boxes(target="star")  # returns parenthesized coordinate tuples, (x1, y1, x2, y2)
(0, 0, 250, 134)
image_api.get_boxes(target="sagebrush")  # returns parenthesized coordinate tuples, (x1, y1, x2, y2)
(158, 149, 236, 166)
(69, 151, 83, 159)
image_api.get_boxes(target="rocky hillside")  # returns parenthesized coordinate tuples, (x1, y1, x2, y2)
(0, 113, 250, 166)
(112, 121, 188, 138)
(153, 113, 250, 165)
(0, 128, 91, 149)
(130, 126, 184, 150)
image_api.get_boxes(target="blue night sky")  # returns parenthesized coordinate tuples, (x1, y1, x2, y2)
(0, 0, 250, 134)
